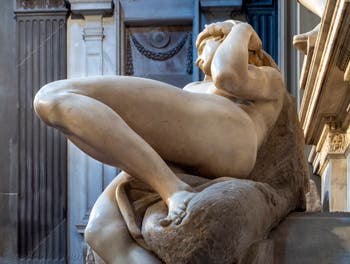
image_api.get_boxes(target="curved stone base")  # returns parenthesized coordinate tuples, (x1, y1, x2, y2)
(142, 179, 291, 264)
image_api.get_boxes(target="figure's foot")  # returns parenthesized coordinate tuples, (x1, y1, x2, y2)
(159, 191, 196, 227)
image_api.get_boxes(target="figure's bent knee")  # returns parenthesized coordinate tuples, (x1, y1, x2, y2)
(85, 218, 134, 257)
(85, 222, 100, 248)
(34, 80, 75, 126)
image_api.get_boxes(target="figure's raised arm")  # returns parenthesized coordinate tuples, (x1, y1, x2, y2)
(210, 23, 283, 101)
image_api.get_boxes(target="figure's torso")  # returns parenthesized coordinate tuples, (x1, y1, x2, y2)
(183, 80, 282, 148)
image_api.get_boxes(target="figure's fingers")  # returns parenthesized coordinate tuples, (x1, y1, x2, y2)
(248, 29, 262, 51)
(172, 208, 184, 218)
(208, 24, 219, 36)
(196, 23, 224, 47)
(178, 203, 186, 210)
(184, 197, 192, 205)
(179, 210, 186, 218)
(196, 31, 209, 47)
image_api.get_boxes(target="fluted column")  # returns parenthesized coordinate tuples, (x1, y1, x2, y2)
(15, 0, 68, 263)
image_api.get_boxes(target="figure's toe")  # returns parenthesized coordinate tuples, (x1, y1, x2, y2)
(174, 217, 182, 225)
(178, 204, 186, 210)
(159, 218, 171, 227)
(179, 210, 186, 218)
(184, 196, 192, 205)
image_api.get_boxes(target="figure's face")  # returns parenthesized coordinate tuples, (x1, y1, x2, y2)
(196, 36, 222, 76)
(331, 135, 343, 150)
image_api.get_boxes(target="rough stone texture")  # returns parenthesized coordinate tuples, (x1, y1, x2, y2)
(142, 180, 289, 264)
(249, 93, 309, 207)
(141, 93, 310, 264)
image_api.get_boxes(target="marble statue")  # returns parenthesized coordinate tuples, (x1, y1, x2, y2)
(34, 21, 309, 263)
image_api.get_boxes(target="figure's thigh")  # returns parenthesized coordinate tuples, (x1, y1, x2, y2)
(66, 76, 256, 175)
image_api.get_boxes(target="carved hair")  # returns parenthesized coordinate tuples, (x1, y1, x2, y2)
(248, 48, 279, 70)
(257, 50, 280, 70)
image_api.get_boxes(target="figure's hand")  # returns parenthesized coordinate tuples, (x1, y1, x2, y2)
(247, 25, 262, 51)
(196, 21, 262, 53)
(196, 20, 243, 48)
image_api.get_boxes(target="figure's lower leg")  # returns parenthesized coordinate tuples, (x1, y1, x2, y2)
(34, 89, 195, 224)
(86, 173, 162, 264)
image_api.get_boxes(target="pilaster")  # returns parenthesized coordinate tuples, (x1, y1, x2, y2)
(66, 1, 116, 263)
(14, 0, 68, 262)
(311, 125, 349, 211)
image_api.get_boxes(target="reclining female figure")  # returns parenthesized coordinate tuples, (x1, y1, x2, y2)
(34, 21, 286, 263)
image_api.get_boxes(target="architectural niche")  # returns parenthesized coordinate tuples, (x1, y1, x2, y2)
(126, 26, 193, 87)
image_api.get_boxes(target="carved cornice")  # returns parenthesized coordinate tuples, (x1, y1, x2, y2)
(15, 0, 67, 14)
(345, 61, 350, 81)
(68, 0, 113, 16)
(298, 0, 350, 145)
(16, 0, 66, 9)
(200, 0, 243, 10)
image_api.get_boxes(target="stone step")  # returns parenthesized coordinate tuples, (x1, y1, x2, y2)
(269, 212, 350, 264)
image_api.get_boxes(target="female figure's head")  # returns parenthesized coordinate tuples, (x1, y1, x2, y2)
(196, 35, 223, 76)
(195, 20, 279, 77)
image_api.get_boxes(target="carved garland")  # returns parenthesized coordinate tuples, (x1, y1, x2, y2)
(126, 32, 193, 76)
(126, 32, 134, 75)
(186, 33, 193, 74)
(131, 33, 189, 61)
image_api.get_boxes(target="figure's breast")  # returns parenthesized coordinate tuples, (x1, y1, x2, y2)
(185, 81, 252, 104)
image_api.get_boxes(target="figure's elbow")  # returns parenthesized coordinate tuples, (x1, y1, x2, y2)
(213, 70, 246, 94)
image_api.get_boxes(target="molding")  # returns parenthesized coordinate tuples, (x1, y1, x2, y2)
(68, 0, 113, 16)
(200, 0, 242, 10)
(15, 0, 66, 9)
(15, 0, 67, 14)
(120, 0, 193, 25)
(345, 61, 350, 81)
(83, 15, 104, 75)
